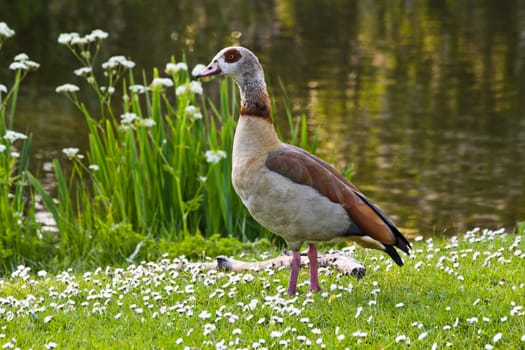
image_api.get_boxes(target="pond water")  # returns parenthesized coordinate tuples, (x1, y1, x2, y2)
(1, 0, 524, 236)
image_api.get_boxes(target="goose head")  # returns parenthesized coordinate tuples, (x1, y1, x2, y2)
(195, 46, 265, 87)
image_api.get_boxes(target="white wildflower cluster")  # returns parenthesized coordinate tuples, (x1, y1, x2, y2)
(62, 147, 84, 160)
(139, 119, 156, 128)
(4, 130, 28, 143)
(0, 22, 15, 39)
(102, 55, 135, 71)
(9, 52, 40, 71)
(150, 78, 174, 89)
(205, 150, 227, 164)
(121, 112, 139, 124)
(175, 81, 203, 96)
(165, 62, 188, 75)
(57, 29, 109, 46)
(100, 86, 115, 95)
(3, 131, 27, 158)
(55, 83, 80, 94)
(184, 105, 203, 121)
(119, 112, 156, 130)
(56, 30, 135, 98)
(73, 66, 92, 77)
(0, 84, 7, 94)
(129, 84, 148, 94)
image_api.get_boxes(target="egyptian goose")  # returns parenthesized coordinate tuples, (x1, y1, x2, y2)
(196, 46, 411, 295)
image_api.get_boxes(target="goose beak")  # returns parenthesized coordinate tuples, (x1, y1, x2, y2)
(195, 61, 222, 78)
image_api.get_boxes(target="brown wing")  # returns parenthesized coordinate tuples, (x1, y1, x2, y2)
(265, 145, 400, 246)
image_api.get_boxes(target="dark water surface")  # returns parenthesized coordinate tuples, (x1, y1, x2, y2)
(1, 1, 524, 236)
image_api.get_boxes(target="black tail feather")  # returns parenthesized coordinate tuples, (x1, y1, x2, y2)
(353, 191, 412, 258)
(384, 245, 404, 266)
(392, 226, 412, 255)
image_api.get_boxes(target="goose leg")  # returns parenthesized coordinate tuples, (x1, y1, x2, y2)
(307, 243, 322, 292)
(288, 250, 301, 295)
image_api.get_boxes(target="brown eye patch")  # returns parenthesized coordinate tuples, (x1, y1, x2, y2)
(223, 48, 242, 63)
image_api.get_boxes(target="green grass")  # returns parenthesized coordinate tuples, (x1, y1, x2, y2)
(1, 25, 524, 349)
(1, 229, 524, 349)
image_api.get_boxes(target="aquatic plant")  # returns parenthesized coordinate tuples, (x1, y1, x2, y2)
(25, 29, 314, 268)
(0, 23, 42, 269)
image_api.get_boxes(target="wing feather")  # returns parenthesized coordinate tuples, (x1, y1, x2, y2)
(266, 145, 410, 252)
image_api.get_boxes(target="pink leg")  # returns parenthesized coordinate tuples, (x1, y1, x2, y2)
(288, 250, 301, 295)
(307, 243, 322, 292)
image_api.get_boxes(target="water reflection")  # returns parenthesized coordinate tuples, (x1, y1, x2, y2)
(1, 0, 524, 235)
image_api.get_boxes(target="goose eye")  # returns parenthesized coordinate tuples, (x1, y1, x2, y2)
(223, 49, 242, 63)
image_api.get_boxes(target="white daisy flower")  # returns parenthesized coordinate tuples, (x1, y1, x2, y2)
(199, 310, 211, 320)
(395, 334, 407, 343)
(352, 331, 367, 337)
(467, 317, 478, 324)
(355, 306, 363, 319)
(44, 342, 57, 350)
(270, 331, 282, 338)
(203, 323, 216, 336)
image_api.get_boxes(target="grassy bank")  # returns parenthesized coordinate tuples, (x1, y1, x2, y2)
(1, 228, 524, 349)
